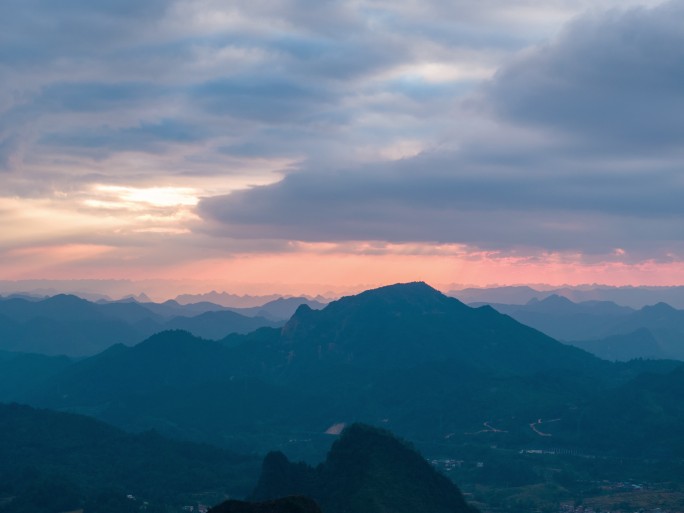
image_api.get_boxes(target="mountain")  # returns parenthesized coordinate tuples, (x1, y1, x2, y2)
(0, 294, 158, 323)
(227, 297, 328, 321)
(251, 424, 478, 513)
(0, 403, 259, 513)
(28, 330, 239, 406)
(12, 282, 684, 511)
(602, 302, 684, 359)
(0, 350, 72, 401)
(23, 330, 318, 453)
(137, 299, 229, 318)
(0, 295, 162, 356)
(567, 365, 684, 457)
(479, 295, 634, 341)
(34, 282, 601, 399)
(569, 328, 667, 361)
(450, 285, 684, 309)
(21, 283, 608, 456)
(175, 291, 283, 308)
(210, 497, 323, 513)
(256, 282, 601, 374)
(450, 286, 546, 305)
(0, 295, 281, 356)
(164, 311, 283, 339)
(482, 296, 684, 360)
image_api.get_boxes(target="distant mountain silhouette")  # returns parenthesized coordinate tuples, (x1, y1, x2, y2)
(0, 295, 279, 356)
(451, 285, 684, 309)
(210, 497, 322, 513)
(175, 291, 284, 308)
(226, 297, 328, 321)
(482, 295, 684, 360)
(570, 328, 667, 361)
(165, 310, 283, 339)
(0, 295, 151, 356)
(479, 295, 633, 341)
(251, 424, 478, 513)
(137, 299, 229, 318)
(450, 286, 544, 305)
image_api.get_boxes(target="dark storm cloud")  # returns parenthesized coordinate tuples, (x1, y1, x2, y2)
(199, 1, 684, 257)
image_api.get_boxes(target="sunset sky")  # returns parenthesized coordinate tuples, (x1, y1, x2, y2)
(1, 0, 683, 297)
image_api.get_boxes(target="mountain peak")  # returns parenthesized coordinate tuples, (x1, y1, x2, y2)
(43, 294, 91, 306)
(274, 281, 596, 373)
(363, 281, 440, 297)
(338, 282, 458, 311)
(643, 302, 676, 313)
(540, 294, 574, 305)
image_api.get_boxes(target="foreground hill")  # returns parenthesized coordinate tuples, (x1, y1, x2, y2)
(251, 424, 478, 513)
(0, 403, 259, 513)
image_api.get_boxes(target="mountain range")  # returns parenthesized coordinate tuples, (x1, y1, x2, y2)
(5, 283, 678, 460)
(5, 282, 684, 511)
(451, 285, 684, 309)
(19, 284, 604, 442)
(479, 294, 684, 360)
(0, 294, 323, 356)
(175, 291, 329, 310)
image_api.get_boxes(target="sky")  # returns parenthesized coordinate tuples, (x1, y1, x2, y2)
(1, 0, 683, 297)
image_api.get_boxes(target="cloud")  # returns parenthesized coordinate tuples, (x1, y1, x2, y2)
(2, 0, 681, 284)
(484, 0, 684, 149)
(199, 1, 684, 260)
(40, 120, 205, 154)
(0, 0, 169, 65)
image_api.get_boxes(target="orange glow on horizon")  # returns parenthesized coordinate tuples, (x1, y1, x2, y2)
(172, 252, 684, 293)
(3, 242, 684, 298)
